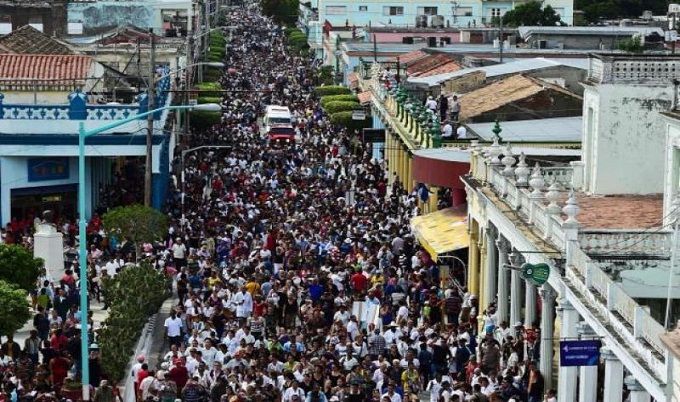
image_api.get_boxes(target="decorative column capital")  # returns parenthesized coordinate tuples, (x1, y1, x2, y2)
(539, 286, 558, 303)
(623, 376, 644, 391)
(495, 236, 510, 253)
(600, 346, 618, 361)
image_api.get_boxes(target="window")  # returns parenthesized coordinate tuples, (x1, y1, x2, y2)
(417, 6, 438, 16)
(359, 5, 367, 12)
(490, 8, 501, 18)
(383, 6, 404, 16)
(326, 5, 347, 15)
(456, 7, 473, 16)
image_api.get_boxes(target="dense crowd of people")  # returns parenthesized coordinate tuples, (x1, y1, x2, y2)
(0, 4, 559, 402)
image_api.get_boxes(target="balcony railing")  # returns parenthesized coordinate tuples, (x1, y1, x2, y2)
(471, 147, 671, 384)
(579, 230, 672, 258)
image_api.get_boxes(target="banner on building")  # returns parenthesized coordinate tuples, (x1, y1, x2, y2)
(559, 340, 601, 366)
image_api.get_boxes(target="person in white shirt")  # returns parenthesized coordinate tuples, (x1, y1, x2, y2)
(200, 339, 218, 366)
(282, 380, 305, 402)
(442, 121, 453, 138)
(456, 125, 467, 139)
(164, 311, 183, 347)
(381, 382, 402, 402)
(171, 238, 187, 269)
(233, 286, 253, 325)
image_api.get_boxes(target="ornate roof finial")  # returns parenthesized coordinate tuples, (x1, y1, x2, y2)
(515, 152, 530, 186)
(501, 144, 516, 176)
(545, 178, 562, 214)
(528, 162, 545, 198)
(492, 119, 503, 143)
(562, 189, 580, 226)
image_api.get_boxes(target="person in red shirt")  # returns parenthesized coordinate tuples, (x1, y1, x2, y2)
(169, 358, 189, 390)
(136, 363, 149, 401)
(351, 270, 368, 294)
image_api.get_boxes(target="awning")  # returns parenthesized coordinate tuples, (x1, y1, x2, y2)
(410, 207, 468, 261)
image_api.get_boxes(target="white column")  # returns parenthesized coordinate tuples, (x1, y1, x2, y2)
(557, 300, 579, 402)
(496, 237, 509, 324)
(624, 376, 650, 402)
(510, 252, 522, 326)
(602, 347, 624, 402)
(484, 227, 497, 309)
(576, 322, 598, 402)
(539, 286, 557, 390)
(525, 282, 537, 327)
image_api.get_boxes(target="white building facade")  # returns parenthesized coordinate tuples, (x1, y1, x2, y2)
(315, 0, 574, 29)
(462, 53, 680, 402)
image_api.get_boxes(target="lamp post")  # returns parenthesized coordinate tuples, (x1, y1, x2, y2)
(77, 102, 220, 401)
(180, 145, 232, 233)
(143, 61, 224, 206)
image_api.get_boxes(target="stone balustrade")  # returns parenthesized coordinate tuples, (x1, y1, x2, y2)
(473, 141, 670, 382)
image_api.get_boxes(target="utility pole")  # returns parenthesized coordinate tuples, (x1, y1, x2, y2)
(144, 29, 156, 207)
(499, 12, 504, 63)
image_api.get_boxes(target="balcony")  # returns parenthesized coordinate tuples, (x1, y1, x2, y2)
(470, 147, 672, 389)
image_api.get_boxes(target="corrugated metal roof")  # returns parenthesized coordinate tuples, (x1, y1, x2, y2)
(517, 26, 664, 40)
(408, 57, 588, 87)
(459, 74, 573, 121)
(387, 49, 429, 64)
(0, 54, 93, 85)
(407, 53, 457, 76)
(467, 116, 583, 143)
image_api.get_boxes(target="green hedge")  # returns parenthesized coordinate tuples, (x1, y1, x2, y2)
(197, 96, 221, 104)
(320, 94, 359, 107)
(323, 100, 360, 115)
(314, 85, 352, 97)
(330, 111, 372, 131)
(197, 81, 222, 97)
(190, 110, 222, 132)
(98, 263, 170, 382)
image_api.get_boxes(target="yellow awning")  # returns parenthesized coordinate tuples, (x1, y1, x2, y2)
(410, 208, 468, 262)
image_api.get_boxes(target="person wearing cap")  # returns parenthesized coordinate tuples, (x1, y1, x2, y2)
(181, 375, 206, 402)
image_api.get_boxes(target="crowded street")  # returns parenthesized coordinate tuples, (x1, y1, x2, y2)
(0, 3, 554, 402)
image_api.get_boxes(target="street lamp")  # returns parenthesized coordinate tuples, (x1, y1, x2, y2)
(180, 145, 232, 233)
(77, 102, 220, 401)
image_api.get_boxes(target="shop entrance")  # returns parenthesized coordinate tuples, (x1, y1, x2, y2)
(10, 184, 78, 224)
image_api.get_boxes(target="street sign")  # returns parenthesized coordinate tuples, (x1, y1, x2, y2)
(352, 109, 367, 121)
(560, 340, 601, 366)
(521, 262, 550, 285)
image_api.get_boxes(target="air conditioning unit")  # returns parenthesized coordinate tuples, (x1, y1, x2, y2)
(431, 15, 445, 28)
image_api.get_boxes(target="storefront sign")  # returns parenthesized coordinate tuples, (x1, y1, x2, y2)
(27, 158, 70, 182)
(560, 340, 601, 366)
(521, 262, 550, 286)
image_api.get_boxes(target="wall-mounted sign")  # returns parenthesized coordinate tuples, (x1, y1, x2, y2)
(521, 262, 550, 286)
(560, 340, 601, 366)
(28, 158, 70, 182)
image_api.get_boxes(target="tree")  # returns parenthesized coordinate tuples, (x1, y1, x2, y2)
(0, 280, 31, 337)
(261, 0, 299, 25)
(98, 262, 170, 381)
(501, 1, 563, 27)
(575, 0, 667, 24)
(0, 243, 42, 291)
(102, 205, 168, 260)
(618, 35, 644, 53)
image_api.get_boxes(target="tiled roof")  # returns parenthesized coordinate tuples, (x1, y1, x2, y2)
(388, 49, 429, 65)
(413, 60, 461, 78)
(575, 193, 663, 230)
(348, 72, 360, 89)
(357, 91, 372, 105)
(0, 54, 93, 85)
(459, 74, 578, 120)
(0, 25, 73, 55)
(407, 53, 457, 77)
